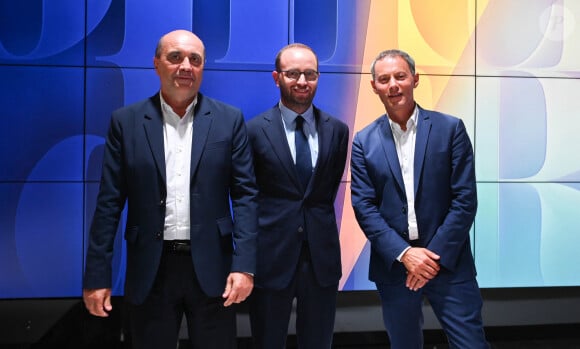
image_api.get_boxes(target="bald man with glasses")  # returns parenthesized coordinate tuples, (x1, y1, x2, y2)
(246, 43, 349, 349)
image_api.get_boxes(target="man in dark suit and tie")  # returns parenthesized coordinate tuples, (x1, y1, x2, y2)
(82, 29, 258, 349)
(246, 43, 349, 349)
(351, 49, 488, 348)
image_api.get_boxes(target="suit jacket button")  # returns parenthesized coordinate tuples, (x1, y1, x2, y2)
(402, 207, 407, 214)
(298, 226, 304, 233)
(155, 232, 162, 240)
(403, 231, 408, 237)
(159, 200, 164, 206)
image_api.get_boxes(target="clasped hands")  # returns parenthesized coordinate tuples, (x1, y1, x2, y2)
(400, 247, 440, 291)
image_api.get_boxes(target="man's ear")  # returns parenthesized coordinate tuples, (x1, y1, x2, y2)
(370, 79, 378, 94)
(272, 71, 280, 87)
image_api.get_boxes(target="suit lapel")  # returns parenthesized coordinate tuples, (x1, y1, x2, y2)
(261, 108, 302, 189)
(378, 115, 405, 192)
(143, 95, 166, 184)
(414, 107, 431, 194)
(190, 94, 212, 180)
(311, 107, 332, 190)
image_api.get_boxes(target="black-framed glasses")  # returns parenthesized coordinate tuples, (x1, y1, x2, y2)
(279, 69, 319, 81)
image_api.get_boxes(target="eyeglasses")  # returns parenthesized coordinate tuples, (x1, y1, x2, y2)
(279, 69, 319, 81)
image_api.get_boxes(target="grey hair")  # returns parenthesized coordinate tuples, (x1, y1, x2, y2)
(370, 49, 416, 80)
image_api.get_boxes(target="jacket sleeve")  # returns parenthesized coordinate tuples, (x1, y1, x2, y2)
(350, 131, 410, 270)
(228, 111, 259, 275)
(83, 111, 127, 289)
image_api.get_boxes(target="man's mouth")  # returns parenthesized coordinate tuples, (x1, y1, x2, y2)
(293, 88, 309, 94)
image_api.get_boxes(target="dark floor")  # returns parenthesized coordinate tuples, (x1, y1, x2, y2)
(2, 298, 578, 348)
(236, 325, 580, 348)
(3, 325, 580, 348)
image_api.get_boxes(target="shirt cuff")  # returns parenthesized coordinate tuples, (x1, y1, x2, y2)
(396, 246, 412, 262)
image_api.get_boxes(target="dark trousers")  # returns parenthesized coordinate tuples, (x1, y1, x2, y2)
(376, 277, 489, 349)
(249, 244, 338, 349)
(126, 247, 236, 349)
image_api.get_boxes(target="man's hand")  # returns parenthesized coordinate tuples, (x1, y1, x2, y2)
(222, 272, 254, 307)
(83, 288, 112, 317)
(401, 247, 441, 291)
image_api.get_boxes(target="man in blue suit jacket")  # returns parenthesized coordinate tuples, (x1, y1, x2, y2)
(247, 43, 349, 349)
(83, 30, 258, 349)
(351, 49, 488, 348)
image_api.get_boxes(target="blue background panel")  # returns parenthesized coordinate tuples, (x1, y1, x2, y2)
(0, 67, 84, 182)
(0, 1, 86, 66)
(475, 182, 580, 288)
(0, 183, 83, 298)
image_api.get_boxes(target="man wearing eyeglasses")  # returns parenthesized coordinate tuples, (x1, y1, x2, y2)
(246, 43, 349, 349)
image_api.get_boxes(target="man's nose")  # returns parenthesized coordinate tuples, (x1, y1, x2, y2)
(296, 73, 308, 84)
(387, 78, 398, 90)
(180, 57, 192, 70)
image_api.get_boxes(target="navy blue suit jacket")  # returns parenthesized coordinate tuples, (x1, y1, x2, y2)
(247, 106, 349, 289)
(84, 93, 258, 304)
(351, 106, 477, 285)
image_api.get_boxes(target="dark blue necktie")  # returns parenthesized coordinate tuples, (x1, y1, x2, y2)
(294, 115, 312, 190)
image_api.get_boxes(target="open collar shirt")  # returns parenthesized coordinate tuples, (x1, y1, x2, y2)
(160, 94, 197, 241)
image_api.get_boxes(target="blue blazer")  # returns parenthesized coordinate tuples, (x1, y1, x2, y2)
(247, 106, 349, 289)
(351, 106, 477, 285)
(84, 93, 258, 304)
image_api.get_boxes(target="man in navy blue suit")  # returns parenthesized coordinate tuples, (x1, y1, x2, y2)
(351, 49, 489, 348)
(82, 29, 258, 349)
(246, 43, 349, 349)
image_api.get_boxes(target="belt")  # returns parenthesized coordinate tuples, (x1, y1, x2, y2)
(163, 240, 191, 254)
(409, 239, 421, 247)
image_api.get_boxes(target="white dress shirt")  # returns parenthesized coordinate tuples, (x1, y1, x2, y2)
(160, 94, 196, 241)
(389, 106, 419, 260)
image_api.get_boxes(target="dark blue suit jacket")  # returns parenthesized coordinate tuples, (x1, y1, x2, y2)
(247, 106, 349, 289)
(84, 93, 258, 304)
(351, 106, 477, 285)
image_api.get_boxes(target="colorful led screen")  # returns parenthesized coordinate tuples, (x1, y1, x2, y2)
(1, 0, 579, 298)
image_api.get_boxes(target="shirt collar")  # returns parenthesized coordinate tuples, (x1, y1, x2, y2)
(278, 101, 315, 128)
(388, 104, 418, 135)
(160, 93, 197, 122)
